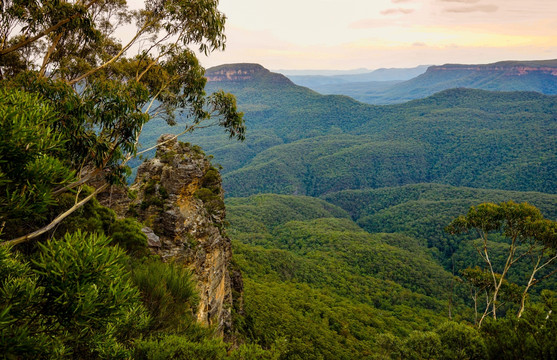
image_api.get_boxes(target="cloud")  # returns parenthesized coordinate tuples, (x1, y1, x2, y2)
(381, 8, 415, 15)
(392, 0, 414, 3)
(444, 5, 498, 13)
(413, 42, 427, 47)
(439, 0, 480, 3)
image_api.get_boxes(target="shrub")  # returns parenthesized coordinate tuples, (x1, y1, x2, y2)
(0, 231, 150, 359)
(132, 259, 199, 333)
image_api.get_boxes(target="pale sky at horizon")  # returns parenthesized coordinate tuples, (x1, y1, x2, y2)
(133, 0, 557, 71)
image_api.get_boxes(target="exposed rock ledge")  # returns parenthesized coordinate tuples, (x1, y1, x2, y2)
(99, 135, 242, 338)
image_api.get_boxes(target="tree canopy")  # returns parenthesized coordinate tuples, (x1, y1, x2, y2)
(0, 0, 244, 244)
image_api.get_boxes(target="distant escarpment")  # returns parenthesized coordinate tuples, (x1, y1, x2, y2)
(292, 59, 557, 104)
(102, 135, 242, 338)
(428, 59, 557, 75)
(206, 63, 293, 86)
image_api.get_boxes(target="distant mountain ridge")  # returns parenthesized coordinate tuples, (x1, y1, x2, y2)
(303, 59, 557, 104)
(284, 65, 429, 88)
(430, 59, 557, 72)
(139, 63, 556, 197)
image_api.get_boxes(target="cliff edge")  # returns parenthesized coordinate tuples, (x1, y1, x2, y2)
(103, 135, 243, 338)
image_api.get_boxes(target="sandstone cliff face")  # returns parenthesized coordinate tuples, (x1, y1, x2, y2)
(428, 65, 557, 76)
(123, 135, 241, 337)
(205, 63, 294, 85)
(206, 68, 258, 82)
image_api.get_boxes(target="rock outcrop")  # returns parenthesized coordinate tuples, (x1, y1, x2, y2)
(104, 135, 242, 337)
(205, 63, 293, 85)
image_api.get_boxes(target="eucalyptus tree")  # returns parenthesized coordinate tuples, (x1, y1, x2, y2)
(0, 0, 244, 244)
(447, 201, 557, 326)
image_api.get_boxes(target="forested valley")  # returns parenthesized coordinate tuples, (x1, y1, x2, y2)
(1, 1, 556, 360)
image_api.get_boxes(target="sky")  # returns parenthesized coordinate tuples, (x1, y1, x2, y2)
(126, 0, 557, 71)
(193, 0, 557, 71)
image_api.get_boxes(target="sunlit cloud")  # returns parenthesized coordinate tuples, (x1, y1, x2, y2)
(439, 0, 481, 3)
(444, 5, 498, 13)
(349, 18, 410, 29)
(195, 0, 557, 70)
(381, 8, 415, 15)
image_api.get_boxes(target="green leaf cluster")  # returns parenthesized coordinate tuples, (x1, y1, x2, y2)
(0, 231, 149, 359)
(0, 87, 74, 236)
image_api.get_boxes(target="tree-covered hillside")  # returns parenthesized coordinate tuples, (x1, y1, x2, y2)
(226, 194, 459, 359)
(192, 66, 557, 196)
(323, 183, 557, 259)
(226, 193, 557, 359)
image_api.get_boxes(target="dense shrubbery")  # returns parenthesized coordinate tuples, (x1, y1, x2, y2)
(0, 232, 149, 359)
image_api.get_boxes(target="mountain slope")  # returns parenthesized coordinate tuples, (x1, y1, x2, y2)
(227, 194, 455, 358)
(304, 59, 557, 104)
(322, 183, 557, 258)
(285, 65, 428, 87)
(141, 64, 557, 197)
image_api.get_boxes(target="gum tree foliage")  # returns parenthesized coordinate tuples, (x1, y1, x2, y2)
(0, 0, 244, 244)
(447, 201, 557, 326)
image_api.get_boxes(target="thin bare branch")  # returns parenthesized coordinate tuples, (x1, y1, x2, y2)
(68, 19, 153, 85)
(135, 124, 196, 157)
(2, 183, 109, 247)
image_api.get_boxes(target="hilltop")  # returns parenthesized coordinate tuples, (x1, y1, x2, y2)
(283, 65, 429, 88)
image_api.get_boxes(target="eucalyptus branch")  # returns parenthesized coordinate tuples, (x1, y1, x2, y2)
(69, 19, 154, 85)
(39, 32, 63, 76)
(2, 183, 109, 247)
(52, 168, 101, 196)
(52, 136, 122, 197)
(531, 267, 557, 287)
(136, 28, 185, 82)
(135, 124, 196, 157)
(478, 291, 493, 327)
(510, 244, 536, 266)
(136, 56, 161, 82)
(534, 252, 557, 272)
(0, 0, 99, 56)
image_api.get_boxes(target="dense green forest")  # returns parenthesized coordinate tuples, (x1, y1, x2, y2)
(323, 184, 557, 258)
(154, 64, 557, 197)
(226, 193, 557, 359)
